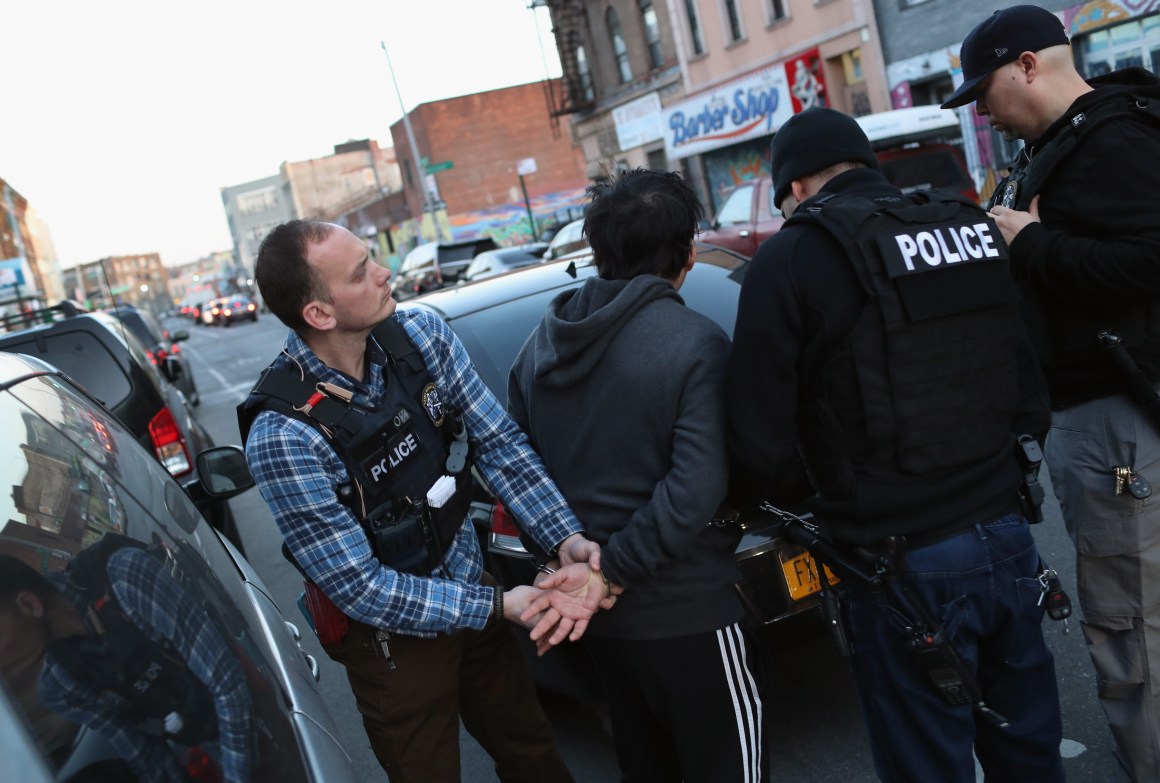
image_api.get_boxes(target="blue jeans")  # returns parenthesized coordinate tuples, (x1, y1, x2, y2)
(841, 514, 1065, 783)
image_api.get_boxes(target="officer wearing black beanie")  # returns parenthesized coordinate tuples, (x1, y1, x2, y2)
(769, 107, 879, 211)
(726, 104, 1066, 781)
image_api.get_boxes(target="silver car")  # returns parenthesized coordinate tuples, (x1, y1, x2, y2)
(0, 352, 356, 782)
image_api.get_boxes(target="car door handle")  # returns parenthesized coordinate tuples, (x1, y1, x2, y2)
(303, 652, 320, 682)
(739, 229, 751, 237)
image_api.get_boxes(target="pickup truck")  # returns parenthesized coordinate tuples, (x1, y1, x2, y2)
(700, 106, 978, 258)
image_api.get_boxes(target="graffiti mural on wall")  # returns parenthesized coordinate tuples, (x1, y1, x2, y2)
(444, 186, 588, 246)
(703, 137, 771, 212)
(1067, 0, 1160, 31)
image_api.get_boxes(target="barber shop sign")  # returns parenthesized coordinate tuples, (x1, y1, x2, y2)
(663, 49, 826, 161)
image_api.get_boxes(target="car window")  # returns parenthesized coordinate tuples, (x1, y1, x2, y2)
(113, 312, 158, 349)
(714, 184, 754, 226)
(0, 331, 133, 409)
(0, 370, 312, 783)
(438, 244, 480, 264)
(879, 149, 973, 194)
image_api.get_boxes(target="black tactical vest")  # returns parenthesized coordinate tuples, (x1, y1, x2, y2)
(788, 192, 1021, 496)
(987, 81, 1160, 369)
(48, 534, 218, 746)
(237, 319, 472, 575)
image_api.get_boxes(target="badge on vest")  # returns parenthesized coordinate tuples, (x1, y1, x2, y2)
(1000, 181, 1018, 209)
(364, 425, 424, 484)
(875, 220, 1008, 279)
(419, 383, 445, 427)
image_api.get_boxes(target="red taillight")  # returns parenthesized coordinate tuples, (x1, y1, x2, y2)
(490, 499, 520, 537)
(145, 350, 157, 366)
(148, 406, 192, 476)
(183, 746, 222, 781)
(168, 342, 181, 355)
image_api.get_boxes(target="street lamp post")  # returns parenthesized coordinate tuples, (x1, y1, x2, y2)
(380, 40, 447, 243)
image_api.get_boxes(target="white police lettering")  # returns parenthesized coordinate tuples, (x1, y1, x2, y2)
(369, 432, 419, 482)
(887, 221, 1004, 275)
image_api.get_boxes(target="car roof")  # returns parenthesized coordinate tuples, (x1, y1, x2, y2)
(403, 242, 746, 322)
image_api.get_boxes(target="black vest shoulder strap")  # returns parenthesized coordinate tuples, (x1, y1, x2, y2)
(991, 93, 1160, 210)
(373, 317, 427, 375)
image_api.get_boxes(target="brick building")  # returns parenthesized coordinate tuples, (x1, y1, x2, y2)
(390, 79, 589, 247)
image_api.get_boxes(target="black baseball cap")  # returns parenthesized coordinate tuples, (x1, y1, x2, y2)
(941, 5, 1070, 109)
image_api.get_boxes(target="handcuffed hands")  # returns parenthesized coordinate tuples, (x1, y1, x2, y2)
(500, 534, 624, 655)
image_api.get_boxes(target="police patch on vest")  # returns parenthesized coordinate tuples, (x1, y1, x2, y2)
(363, 425, 424, 484)
(419, 383, 445, 427)
(875, 220, 1008, 279)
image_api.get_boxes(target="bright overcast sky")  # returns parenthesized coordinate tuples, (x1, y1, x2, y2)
(2, 0, 561, 267)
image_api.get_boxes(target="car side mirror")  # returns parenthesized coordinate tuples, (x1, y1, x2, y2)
(162, 355, 183, 382)
(170, 330, 190, 343)
(196, 446, 256, 498)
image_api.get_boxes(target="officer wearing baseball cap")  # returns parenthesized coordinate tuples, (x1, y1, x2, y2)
(946, 6, 1160, 781)
(726, 106, 1066, 781)
(941, 5, 1069, 109)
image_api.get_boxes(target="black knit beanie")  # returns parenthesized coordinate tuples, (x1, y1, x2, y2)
(770, 108, 879, 209)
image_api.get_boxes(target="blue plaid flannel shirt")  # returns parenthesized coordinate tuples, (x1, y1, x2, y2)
(245, 308, 582, 637)
(41, 546, 252, 783)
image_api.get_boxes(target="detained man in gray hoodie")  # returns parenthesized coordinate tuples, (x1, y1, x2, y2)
(508, 168, 767, 783)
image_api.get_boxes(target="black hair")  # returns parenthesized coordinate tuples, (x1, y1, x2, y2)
(254, 220, 335, 332)
(0, 555, 55, 601)
(583, 168, 704, 281)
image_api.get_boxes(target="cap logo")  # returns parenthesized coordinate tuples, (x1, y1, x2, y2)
(994, 47, 1009, 57)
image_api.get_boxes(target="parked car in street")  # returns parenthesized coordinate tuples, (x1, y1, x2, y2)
(395, 237, 500, 298)
(698, 177, 786, 258)
(0, 350, 357, 783)
(540, 218, 588, 261)
(460, 242, 549, 283)
(106, 304, 200, 406)
(211, 295, 260, 326)
(400, 244, 832, 697)
(0, 302, 244, 552)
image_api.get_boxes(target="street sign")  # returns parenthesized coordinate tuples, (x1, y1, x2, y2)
(419, 156, 430, 168)
(517, 157, 537, 176)
(426, 160, 454, 173)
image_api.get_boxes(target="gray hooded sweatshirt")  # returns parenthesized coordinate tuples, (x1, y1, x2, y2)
(508, 274, 743, 640)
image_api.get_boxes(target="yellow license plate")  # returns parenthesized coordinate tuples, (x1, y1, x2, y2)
(779, 548, 840, 602)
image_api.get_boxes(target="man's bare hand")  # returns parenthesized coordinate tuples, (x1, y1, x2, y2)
(989, 195, 1041, 245)
(556, 533, 601, 570)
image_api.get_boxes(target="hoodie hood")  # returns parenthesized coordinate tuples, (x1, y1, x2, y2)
(530, 275, 683, 387)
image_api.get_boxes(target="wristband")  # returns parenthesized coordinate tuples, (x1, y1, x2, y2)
(492, 587, 504, 622)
